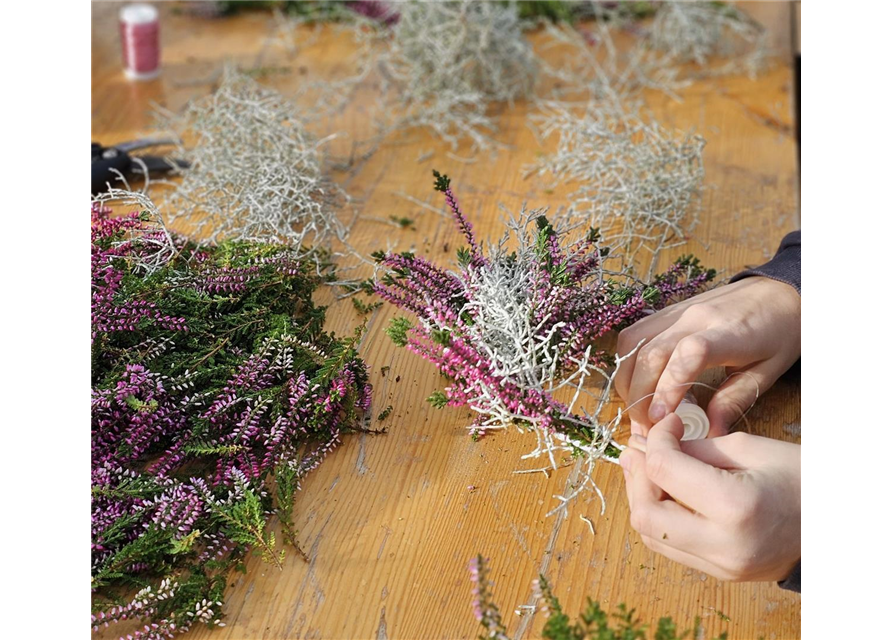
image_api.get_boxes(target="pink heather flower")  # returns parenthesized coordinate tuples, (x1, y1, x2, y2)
(374, 172, 715, 463)
(92, 202, 372, 636)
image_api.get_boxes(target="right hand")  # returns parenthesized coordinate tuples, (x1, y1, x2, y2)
(615, 276, 801, 437)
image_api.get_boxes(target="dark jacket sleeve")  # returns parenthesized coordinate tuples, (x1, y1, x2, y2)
(778, 561, 801, 593)
(732, 230, 801, 594)
(728, 231, 801, 293)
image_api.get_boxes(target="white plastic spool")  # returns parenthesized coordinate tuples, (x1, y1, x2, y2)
(676, 393, 709, 441)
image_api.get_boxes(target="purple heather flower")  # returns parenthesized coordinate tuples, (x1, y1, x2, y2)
(91, 203, 372, 636)
(374, 173, 714, 460)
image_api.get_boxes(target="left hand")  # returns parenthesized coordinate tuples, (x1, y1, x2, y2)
(618, 413, 800, 582)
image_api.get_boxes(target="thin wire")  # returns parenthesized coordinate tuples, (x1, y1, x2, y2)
(615, 371, 761, 440)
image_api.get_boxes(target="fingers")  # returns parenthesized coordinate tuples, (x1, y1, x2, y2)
(619, 447, 664, 512)
(639, 535, 733, 581)
(648, 328, 750, 423)
(631, 430, 765, 471)
(644, 414, 731, 516)
(705, 361, 780, 435)
(614, 310, 682, 402)
(625, 330, 689, 426)
(620, 443, 709, 552)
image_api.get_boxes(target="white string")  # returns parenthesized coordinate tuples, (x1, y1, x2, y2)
(520, 371, 762, 519)
(618, 372, 762, 435)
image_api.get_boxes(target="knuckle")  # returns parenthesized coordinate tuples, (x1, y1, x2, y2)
(724, 432, 749, 448)
(629, 508, 651, 536)
(680, 305, 709, 324)
(637, 343, 668, 369)
(677, 334, 710, 362)
(645, 450, 671, 481)
(724, 488, 760, 526)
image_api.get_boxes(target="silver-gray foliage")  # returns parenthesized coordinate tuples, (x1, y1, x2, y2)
(355, 0, 538, 150)
(157, 67, 347, 251)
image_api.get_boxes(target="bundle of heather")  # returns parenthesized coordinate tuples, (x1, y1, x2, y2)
(91, 194, 371, 638)
(372, 173, 713, 511)
(468, 555, 729, 640)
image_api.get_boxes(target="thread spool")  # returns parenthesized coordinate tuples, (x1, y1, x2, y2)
(119, 4, 160, 81)
(676, 392, 709, 441)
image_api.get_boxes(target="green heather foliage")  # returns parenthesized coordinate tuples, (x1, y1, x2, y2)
(470, 555, 728, 640)
(91, 203, 372, 637)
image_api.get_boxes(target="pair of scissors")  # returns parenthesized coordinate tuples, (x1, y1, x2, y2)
(91, 138, 188, 194)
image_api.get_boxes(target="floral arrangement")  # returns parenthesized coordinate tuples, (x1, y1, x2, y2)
(91, 192, 372, 638)
(372, 172, 713, 510)
(469, 555, 728, 640)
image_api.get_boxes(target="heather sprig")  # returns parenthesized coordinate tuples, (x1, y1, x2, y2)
(469, 555, 510, 640)
(470, 557, 728, 640)
(91, 195, 372, 636)
(373, 172, 713, 512)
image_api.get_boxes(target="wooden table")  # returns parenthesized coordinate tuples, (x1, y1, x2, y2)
(92, 3, 801, 639)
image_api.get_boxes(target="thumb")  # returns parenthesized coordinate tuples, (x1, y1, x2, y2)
(646, 413, 729, 515)
(705, 362, 777, 435)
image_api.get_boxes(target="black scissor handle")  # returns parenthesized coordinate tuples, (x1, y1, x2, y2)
(92, 143, 132, 195)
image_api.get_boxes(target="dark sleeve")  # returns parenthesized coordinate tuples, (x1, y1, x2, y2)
(732, 230, 802, 594)
(728, 230, 801, 294)
(778, 560, 801, 593)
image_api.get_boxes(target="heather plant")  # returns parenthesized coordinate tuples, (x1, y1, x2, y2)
(469, 555, 728, 640)
(91, 193, 372, 637)
(372, 172, 714, 511)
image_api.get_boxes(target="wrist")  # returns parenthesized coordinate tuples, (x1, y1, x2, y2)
(737, 275, 801, 326)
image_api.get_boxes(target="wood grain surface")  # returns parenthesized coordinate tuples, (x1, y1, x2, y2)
(92, 3, 801, 639)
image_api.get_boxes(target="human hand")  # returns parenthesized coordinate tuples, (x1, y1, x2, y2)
(615, 276, 801, 437)
(619, 414, 800, 583)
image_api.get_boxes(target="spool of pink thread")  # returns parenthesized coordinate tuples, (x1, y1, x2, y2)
(119, 4, 160, 81)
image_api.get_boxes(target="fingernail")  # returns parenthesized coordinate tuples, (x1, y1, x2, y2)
(631, 434, 647, 447)
(649, 402, 666, 423)
(630, 420, 644, 437)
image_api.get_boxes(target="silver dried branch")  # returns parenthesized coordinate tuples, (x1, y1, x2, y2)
(350, 0, 538, 151)
(528, 102, 705, 270)
(155, 67, 348, 261)
(92, 188, 178, 275)
(649, 1, 769, 78)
